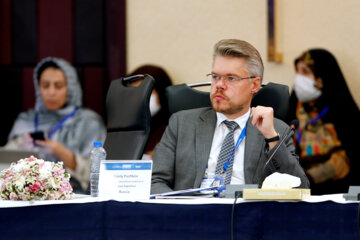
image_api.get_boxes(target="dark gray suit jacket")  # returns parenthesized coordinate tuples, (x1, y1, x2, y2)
(151, 107, 309, 194)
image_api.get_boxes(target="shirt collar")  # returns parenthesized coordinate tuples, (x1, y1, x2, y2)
(216, 108, 250, 129)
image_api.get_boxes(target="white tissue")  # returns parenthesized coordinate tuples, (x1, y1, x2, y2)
(262, 172, 301, 189)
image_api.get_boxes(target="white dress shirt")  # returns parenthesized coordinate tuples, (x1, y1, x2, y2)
(204, 108, 250, 185)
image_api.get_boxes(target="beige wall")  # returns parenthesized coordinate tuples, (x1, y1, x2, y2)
(127, 0, 360, 107)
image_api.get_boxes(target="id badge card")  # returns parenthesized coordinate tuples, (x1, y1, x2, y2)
(200, 176, 224, 188)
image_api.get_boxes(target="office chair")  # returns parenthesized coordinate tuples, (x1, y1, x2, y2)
(104, 74, 155, 159)
(166, 82, 289, 122)
(166, 82, 212, 115)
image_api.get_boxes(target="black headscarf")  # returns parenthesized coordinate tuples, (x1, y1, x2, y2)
(288, 49, 360, 184)
(128, 65, 173, 152)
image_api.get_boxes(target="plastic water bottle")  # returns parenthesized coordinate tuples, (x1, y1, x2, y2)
(90, 142, 107, 197)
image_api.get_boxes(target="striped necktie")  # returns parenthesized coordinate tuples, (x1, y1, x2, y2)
(215, 120, 239, 185)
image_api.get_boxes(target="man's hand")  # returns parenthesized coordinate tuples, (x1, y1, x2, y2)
(250, 106, 278, 149)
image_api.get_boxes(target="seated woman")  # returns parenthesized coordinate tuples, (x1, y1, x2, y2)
(288, 49, 360, 195)
(128, 65, 173, 159)
(6, 57, 106, 193)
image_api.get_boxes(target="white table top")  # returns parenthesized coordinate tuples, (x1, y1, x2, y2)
(0, 193, 356, 208)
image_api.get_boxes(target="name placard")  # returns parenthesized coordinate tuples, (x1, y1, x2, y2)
(98, 160, 152, 199)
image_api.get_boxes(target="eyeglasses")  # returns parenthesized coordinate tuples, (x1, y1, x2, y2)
(206, 73, 256, 84)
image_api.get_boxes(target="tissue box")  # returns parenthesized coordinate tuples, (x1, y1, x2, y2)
(242, 188, 310, 200)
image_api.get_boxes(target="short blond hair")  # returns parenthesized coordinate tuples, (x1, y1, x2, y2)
(213, 39, 264, 81)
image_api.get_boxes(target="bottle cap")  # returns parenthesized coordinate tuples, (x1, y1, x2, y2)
(93, 142, 103, 147)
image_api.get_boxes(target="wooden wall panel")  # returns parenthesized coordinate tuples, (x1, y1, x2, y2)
(11, 0, 37, 65)
(21, 67, 35, 111)
(106, 0, 126, 82)
(83, 67, 104, 116)
(38, 0, 73, 62)
(0, 0, 11, 65)
(74, 0, 104, 65)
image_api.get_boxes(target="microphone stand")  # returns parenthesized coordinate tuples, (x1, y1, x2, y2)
(263, 120, 299, 173)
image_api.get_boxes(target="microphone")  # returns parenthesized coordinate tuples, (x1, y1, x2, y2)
(263, 120, 299, 172)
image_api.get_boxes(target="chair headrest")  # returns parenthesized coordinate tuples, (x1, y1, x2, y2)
(166, 84, 211, 115)
(106, 74, 155, 131)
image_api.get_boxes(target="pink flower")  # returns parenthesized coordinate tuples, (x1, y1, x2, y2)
(60, 181, 73, 193)
(9, 192, 18, 200)
(48, 193, 56, 200)
(25, 157, 36, 162)
(28, 182, 41, 193)
(53, 168, 65, 177)
(39, 162, 45, 168)
(23, 169, 31, 176)
(4, 174, 12, 182)
(5, 170, 14, 180)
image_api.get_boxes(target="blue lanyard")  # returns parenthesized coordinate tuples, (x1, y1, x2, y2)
(296, 106, 329, 144)
(307, 106, 330, 126)
(34, 107, 79, 138)
(221, 123, 247, 173)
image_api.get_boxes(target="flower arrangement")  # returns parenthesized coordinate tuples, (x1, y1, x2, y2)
(0, 156, 73, 201)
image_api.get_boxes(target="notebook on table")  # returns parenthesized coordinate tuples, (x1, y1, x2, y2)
(0, 148, 40, 171)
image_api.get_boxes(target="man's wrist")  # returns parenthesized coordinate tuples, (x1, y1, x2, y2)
(264, 132, 280, 143)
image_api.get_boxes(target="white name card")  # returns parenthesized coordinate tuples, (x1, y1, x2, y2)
(98, 160, 152, 199)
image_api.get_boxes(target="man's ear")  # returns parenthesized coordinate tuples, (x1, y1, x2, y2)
(251, 77, 261, 94)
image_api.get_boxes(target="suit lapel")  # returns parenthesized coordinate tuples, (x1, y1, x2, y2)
(244, 119, 264, 183)
(193, 109, 217, 188)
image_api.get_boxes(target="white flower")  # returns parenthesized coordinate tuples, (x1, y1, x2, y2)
(14, 176, 25, 190)
(12, 162, 24, 173)
(27, 175, 36, 184)
(39, 161, 52, 179)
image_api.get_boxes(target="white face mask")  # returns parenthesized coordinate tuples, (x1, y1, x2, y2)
(149, 94, 161, 117)
(293, 74, 322, 103)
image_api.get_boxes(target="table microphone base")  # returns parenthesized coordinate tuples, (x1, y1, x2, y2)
(219, 184, 259, 198)
(343, 186, 360, 201)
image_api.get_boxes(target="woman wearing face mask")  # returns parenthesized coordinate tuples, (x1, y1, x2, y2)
(128, 65, 173, 159)
(288, 49, 360, 195)
(6, 57, 106, 193)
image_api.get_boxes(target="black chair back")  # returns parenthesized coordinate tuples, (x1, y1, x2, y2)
(166, 83, 211, 115)
(166, 82, 289, 122)
(251, 82, 289, 121)
(104, 74, 155, 159)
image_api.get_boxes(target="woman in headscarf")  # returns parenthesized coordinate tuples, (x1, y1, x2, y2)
(288, 49, 360, 195)
(128, 65, 173, 159)
(6, 57, 106, 192)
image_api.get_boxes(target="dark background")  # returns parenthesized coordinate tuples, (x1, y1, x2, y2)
(0, 0, 126, 145)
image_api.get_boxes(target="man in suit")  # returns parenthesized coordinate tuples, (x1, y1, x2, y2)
(151, 39, 309, 194)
